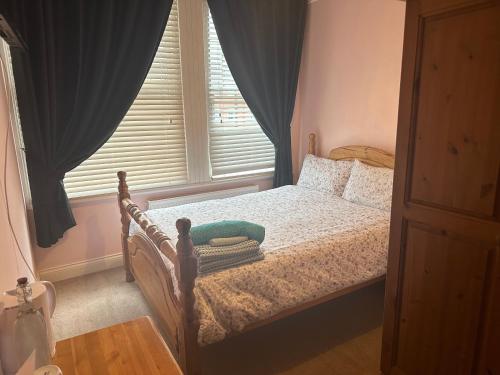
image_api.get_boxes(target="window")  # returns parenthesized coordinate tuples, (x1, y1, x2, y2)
(64, 1, 187, 197)
(61, 0, 275, 198)
(0, 39, 31, 202)
(206, 11, 275, 179)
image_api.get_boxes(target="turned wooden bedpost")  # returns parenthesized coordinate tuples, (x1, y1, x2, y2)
(308, 133, 316, 155)
(118, 171, 135, 282)
(176, 218, 200, 375)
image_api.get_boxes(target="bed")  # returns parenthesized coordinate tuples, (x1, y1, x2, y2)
(117, 133, 394, 375)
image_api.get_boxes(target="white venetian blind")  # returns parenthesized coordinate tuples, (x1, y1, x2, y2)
(64, 1, 187, 198)
(206, 10, 275, 178)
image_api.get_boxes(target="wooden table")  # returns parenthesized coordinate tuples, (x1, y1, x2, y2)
(52, 316, 183, 375)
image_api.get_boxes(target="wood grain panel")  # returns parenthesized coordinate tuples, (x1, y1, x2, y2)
(395, 223, 491, 375)
(382, 0, 500, 373)
(329, 145, 394, 168)
(475, 239, 500, 374)
(483, 275, 500, 373)
(52, 317, 183, 375)
(409, 3, 500, 218)
(418, 0, 493, 15)
(128, 234, 181, 353)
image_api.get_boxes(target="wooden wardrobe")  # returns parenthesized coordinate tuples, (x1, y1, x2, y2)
(381, 0, 500, 374)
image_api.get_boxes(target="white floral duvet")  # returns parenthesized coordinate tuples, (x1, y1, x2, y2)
(130, 185, 390, 345)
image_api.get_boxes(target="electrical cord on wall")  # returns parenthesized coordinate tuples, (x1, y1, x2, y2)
(0, 53, 36, 279)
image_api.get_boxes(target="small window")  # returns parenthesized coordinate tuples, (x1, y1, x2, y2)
(64, 1, 187, 197)
(206, 10, 275, 179)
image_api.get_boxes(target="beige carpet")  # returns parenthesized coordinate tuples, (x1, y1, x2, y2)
(53, 267, 384, 374)
(52, 267, 153, 340)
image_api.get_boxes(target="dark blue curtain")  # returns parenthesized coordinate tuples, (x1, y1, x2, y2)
(0, 0, 173, 247)
(207, 0, 307, 187)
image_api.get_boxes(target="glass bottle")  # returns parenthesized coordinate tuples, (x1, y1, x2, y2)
(13, 277, 51, 370)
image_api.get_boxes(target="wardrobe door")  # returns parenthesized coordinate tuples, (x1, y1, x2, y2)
(381, 0, 500, 374)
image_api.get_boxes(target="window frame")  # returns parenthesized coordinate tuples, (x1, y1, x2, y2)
(179, 0, 273, 188)
(203, 4, 275, 180)
(0, 39, 32, 206)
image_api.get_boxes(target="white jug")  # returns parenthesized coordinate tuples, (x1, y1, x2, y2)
(0, 281, 56, 375)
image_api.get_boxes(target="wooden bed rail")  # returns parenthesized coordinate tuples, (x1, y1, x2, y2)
(119, 198, 178, 265)
(117, 171, 201, 375)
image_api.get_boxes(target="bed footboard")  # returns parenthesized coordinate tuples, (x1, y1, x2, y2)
(117, 172, 200, 375)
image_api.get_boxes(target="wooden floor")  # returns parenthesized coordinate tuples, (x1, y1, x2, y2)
(202, 282, 385, 375)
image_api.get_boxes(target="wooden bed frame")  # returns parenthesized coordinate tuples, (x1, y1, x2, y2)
(117, 133, 394, 375)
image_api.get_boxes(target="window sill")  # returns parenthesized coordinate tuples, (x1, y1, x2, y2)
(211, 168, 274, 181)
(68, 172, 274, 207)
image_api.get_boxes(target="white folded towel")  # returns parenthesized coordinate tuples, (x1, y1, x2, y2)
(208, 236, 248, 247)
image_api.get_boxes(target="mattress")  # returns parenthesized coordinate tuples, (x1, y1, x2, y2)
(129, 185, 390, 345)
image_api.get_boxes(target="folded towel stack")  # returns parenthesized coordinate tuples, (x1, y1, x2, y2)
(190, 221, 265, 276)
(194, 239, 264, 275)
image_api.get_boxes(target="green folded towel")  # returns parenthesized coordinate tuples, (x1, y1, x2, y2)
(190, 220, 265, 246)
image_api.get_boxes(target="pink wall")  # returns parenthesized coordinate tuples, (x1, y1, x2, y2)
(0, 56, 34, 291)
(34, 177, 273, 271)
(294, 0, 406, 169)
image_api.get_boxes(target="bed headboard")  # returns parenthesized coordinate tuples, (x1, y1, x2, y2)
(307, 133, 395, 169)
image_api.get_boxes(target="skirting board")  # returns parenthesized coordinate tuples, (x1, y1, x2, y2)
(38, 253, 123, 283)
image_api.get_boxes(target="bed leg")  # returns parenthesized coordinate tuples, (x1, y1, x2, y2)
(176, 218, 201, 375)
(118, 171, 135, 282)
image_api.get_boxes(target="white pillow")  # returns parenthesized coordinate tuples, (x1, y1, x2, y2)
(342, 159, 394, 211)
(297, 154, 353, 196)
